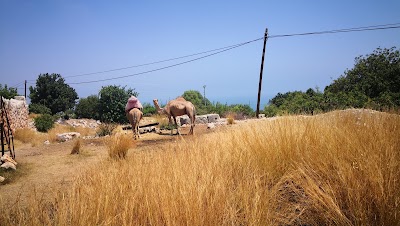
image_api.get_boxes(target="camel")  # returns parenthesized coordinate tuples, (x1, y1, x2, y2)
(153, 97, 196, 135)
(126, 108, 143, 140)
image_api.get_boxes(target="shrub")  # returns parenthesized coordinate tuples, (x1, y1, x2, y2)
(263, 104, 279, 117)
(75, 95, 100, 119)
(34, 114, 55, 132)
(96, 123, 117, 137)
(142, 103, 156, 116)
(29, 103, 52, 115)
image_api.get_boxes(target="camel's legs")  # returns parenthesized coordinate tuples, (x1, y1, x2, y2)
(173, 116, 180, 135)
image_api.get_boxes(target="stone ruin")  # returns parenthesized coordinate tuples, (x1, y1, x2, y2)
(1, 96, 29, 132)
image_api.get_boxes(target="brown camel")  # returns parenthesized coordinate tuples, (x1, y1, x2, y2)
(153, 97, 196, 135)
(126, 108, 143, 139)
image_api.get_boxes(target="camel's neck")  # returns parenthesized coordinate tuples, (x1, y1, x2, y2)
(153, 101, 165, 114)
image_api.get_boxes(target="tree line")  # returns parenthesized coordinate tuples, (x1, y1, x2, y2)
(1, 46, 398, 124)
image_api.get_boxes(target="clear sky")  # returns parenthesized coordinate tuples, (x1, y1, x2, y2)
(1, 1, 399, 109)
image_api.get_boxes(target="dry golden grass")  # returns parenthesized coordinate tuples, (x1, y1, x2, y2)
(14, 128, 36, 144)
(226, 113, 236, 125)
(105, 133, 134, 160)
(13, 128, 46, 147)
(1, 109, 399, 225)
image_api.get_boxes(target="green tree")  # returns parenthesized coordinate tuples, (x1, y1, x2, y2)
(29, 103, 52, 115)
(29, 73, 78, 115)
(325, 47, 400, 110)
(75, 95, 100, 119)
(98, 85, 138, 123)
(0, 84, 18, 99)
(182, 90, 211, 115)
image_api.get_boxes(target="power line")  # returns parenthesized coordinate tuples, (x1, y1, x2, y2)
(46, 38, 264, 80)
(25, 22, 400, 85)
(68, 38, 263, 84)
(268, 23, 400, 39)
(67, 22, 400, 85)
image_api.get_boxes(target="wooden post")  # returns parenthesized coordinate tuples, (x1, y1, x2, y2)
(256, 28, 268, 118)
(24, 80, 27, 99)
(1, 97, 4, 157)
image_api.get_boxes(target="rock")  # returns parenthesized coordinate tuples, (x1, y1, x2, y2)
(44, 140, 50, 145)
(178, 115, 190, 126)
(0, 176, 5, 182)
(1, 162, 16, 170)
(258, 114, 265, 118)
(139, 126, 156, 134)
(56, 132, 81, 142)
(1, 154, 17, 165)
(195, 115, 208, 124)
(207, 123, 216, 129)
(206, 114, 220, 123)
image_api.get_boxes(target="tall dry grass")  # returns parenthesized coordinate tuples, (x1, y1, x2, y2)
(105, 133, 134, 159)
(1, 109, 399, 225)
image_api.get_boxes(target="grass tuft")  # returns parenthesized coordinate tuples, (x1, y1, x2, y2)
(70, 139, 81, 155)
(105, 134, 133, 160)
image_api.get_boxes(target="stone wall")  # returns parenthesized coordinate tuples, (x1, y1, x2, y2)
(1, 96, 29, 132)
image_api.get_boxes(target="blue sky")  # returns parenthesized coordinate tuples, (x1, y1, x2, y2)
(1, 1, 399, 109)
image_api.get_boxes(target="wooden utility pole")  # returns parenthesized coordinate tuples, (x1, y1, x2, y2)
(256, 28, 268, 118)
(24, 80, 27, 99)
(203, 85, 206, 106)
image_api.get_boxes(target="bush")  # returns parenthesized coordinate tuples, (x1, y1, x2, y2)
(34, 114, 55, 132)
(75, 95, 100, 119)
(142, 103, 156, 116)
(29, 103, 52, 115)
(263, 104, 279, 117)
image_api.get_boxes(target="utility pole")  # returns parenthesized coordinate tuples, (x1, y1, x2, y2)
(24, 80, 27, 99)
(203, 85, 206, 107)
(256, 28, 268, 118)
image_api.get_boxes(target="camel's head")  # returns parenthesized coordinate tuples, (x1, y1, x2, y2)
(153, 99, 159, 105)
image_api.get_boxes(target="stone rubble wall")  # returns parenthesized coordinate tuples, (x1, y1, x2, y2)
(1, 96, 29, 132)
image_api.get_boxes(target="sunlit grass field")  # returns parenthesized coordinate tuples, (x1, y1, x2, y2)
(2, 109, 399, 225)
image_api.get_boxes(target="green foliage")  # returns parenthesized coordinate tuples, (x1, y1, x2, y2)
(269, 89, 324, 115)
(29, 73, 78, 115)
(229, 104, 255, 117)
(29, 103, 52, 115)
(267, 47, 400, 114)
(34, 114, 55, 132)
(96, 123, 117, 137)
(263, 104, 279, 117)
(142, 103, 156, 116)
(0, 84, 18, 99)
(75, 95, 100, 119)
(182, 90, 212, 115)
(324, 47, 400, 110)
(98, 85, 138, 123)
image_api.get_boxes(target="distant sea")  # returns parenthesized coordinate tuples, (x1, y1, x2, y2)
(210, 95, 273, 110)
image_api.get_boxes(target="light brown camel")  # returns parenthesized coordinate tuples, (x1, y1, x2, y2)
(126, 108, 143, 139)
(153, 97, 196, 135)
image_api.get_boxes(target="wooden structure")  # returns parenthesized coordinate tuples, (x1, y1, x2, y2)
(0, 96, 15, 159)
